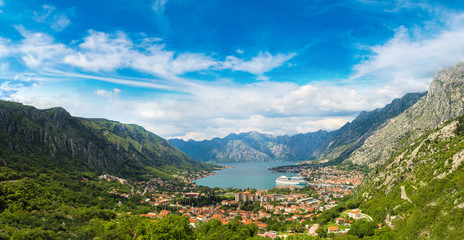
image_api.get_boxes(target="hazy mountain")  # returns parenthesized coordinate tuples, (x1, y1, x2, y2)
(170, 131, 281, 162)
(170, 93, 424, 163)
(317, 92, 426, 161)
(0, 101, 214, 180)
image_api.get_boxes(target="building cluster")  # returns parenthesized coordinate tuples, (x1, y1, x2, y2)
(301, 166, 364, 186)
(314, 185, 353, 199)
(138, 197, 330, 229)
(234, 190, 314, 203)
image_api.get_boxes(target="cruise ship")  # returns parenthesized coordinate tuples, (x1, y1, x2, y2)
(275, 175, 306, 185)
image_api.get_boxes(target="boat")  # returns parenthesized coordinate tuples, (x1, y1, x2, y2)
(275, 175, 306, 185)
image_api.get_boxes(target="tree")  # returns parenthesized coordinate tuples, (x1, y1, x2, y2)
(148, 214, 194, 240)
(348, 220, 377, 238)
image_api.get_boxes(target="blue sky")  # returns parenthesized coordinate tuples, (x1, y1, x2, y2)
(1, 0, 464, 140)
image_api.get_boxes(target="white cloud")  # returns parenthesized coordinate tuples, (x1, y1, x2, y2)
(221, 51, 296, 76)
(33, 5, 55, 23)
(152, 0, 171, 34)
(15, 26, 70, 68)
(131, 45, 216, 78)
(94, 88, 121, 99)
(51, 14, 71, 31)
(33, 5, 71, 32)
(1, 70, 401, 141)
(1, 26, 297, 84)
(118, 81, 387, 140)
(352, 13, 464, 95)
(152, 0, 169, 13)
(62, 30, 292, 81)
(0, 37, 10, 58)
(64, 31, 132, 72)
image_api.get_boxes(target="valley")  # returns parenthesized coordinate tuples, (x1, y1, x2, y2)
(2, 61, 464, 239)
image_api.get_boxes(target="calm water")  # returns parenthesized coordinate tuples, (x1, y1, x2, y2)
(195, 161, 298, 190)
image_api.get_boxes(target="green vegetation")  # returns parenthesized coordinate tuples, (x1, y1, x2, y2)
(0, 170, 261, 239)
(0, 100, 217, 182)
(359, 116, 464, 239)
(195, 218, 260, 240)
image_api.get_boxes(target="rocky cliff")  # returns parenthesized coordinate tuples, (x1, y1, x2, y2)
(0, 101, 214, 180)
(348, 62, 464, 167)
(170, 93, 423, 163)
(358, 114, 464, 239)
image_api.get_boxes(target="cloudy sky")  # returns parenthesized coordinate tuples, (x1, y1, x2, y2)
(1, 0, 464, 140)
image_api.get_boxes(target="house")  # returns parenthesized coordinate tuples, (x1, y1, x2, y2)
(335, 217, 346, 224)
(328, 226, 339, 233)
(158, 210, 170, 218)
(257, 223, 267, 229)
(348, 210, 361, 220)
(184, 192, 200, 198)
(189, 218, 198, 227)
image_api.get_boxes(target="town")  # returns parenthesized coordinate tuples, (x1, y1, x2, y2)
(103, 165, 371, 238)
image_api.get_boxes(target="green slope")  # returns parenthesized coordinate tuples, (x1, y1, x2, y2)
(0, 100, 215, 180)
(359, 116, 464, 239)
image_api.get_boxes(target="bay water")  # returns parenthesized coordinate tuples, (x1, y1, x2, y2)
(195, 161, 298, 190)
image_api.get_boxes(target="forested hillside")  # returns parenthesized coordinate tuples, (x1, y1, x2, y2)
(359, 115, 464, 239)
(0, 101, 216, 181)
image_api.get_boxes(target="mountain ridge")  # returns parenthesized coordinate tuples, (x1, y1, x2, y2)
(347, 62, 464, 167)
(170, 92, 425, 163)
(358, 114, 464, 239)
(0, 100, 215, 180)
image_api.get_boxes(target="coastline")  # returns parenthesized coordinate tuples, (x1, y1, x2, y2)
(192, 164, 234, 182)
(194, 161, 298, 190)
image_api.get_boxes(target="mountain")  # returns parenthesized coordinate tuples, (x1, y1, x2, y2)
(0, 101, 214, 180)
(170, 130, 335, 162)
(170, 131, 283, 162)
(358, 114, 464, 239)
(169, 93, 424, 163)
(347, 62, 464, 168)
(338, 61, 464, 238)
(317, 92, 426, 161)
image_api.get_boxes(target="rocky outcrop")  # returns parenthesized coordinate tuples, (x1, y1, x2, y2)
(0, 101, 212, 180)
(170, 93, 424, 163)
(348, 61, 464, 167)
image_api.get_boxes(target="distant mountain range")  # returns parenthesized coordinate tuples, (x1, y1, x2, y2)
(0, 101, 215, 180)
(171, 61, 464, 238)
(171, 60, 464, 188)
(170, 92, 426, 163)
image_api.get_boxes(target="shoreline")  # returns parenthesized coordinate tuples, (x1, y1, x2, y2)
(194, 161, 299, 189)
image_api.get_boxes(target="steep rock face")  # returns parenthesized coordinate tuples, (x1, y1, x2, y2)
(170, 130, 334, 162)
(215, 140, 273, 162)
(170, 92, 423, 163)
(318, 92, 426, 161)
(348, 62, 464, 167)
(0, 101, 212, 179)
(170, 131, 280, 162)
(273, 130, 334, 160)
(359, 116, 464, 239)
